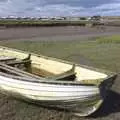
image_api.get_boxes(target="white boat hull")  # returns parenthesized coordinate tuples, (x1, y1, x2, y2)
(0, 74, 116, 116)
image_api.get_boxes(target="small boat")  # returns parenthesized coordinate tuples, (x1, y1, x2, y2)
(0, 46, 117, 117)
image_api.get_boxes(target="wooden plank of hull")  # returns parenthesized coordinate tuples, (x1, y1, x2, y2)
(0, 75, 101, 116)
(0, 75, 99, 94)
(0, 56, 16, 61)
(0, 73, 116, 116)
(0, 63, 42, 79)
(0, 85, 102, 117)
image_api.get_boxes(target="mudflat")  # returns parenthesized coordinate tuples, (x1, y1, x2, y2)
(0, 26, 120, 41)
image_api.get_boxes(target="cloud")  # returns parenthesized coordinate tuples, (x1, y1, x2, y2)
(91, 2, 120, 15)
(43, 0, 114, 8)
(0, 0, 8, 2)
(0, 0, 120, 17)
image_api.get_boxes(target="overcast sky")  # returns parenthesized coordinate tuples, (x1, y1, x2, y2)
(0, 0, 120, 17)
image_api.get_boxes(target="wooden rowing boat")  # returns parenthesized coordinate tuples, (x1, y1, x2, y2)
(0, 46, 117, 117)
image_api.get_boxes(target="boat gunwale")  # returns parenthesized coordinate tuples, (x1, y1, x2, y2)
(0, 70, 117, 87)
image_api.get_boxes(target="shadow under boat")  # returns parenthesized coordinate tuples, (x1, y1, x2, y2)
(89, 90, 120, 118)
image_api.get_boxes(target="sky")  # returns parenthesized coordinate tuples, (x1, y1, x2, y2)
(0, 0, 120, 17)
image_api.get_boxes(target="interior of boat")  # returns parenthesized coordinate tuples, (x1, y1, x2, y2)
(0, 46, 108, 83)
(0, 54, 76, 81)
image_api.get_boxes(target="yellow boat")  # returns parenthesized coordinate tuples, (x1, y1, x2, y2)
(0, 46, 117, 117)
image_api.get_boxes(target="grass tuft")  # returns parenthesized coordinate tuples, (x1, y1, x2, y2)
(96, 35, 120, 44)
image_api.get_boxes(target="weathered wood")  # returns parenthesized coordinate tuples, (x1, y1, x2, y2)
(7, 60, 31, 65)
(0, 54, 76, 81)
(0, 63, 42, 79)
(0, 56, 16, 61)
(0, 71, 41, 82)
(31, 67, 55, 77)
(47, 64, 76, 80)
(0, 65, 33, 79)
